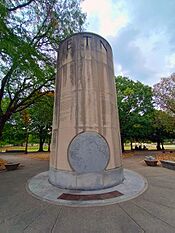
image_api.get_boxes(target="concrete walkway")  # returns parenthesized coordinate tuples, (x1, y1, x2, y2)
(0, 153, 175, 233)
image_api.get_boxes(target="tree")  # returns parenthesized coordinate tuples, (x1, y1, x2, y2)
(149, 110, 175, 150)
(1, 93, 53, 151)
(116, 76, 154, 151)
(0, 0, 86, 139)
(29, 92, 54, 152)
(0, 111, 27, 146)
(153, 73, 175, 115)
(21, 109, 30, 153)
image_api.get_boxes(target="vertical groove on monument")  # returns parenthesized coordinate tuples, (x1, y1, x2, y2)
(49, 32, 124, 190)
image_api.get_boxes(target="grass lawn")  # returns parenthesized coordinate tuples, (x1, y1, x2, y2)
(1, 143, 174, 153)
(0, 145, 49, 152)
(0, 143, 174, 164)
(124, 143, 175, 150)
(0, 147, 175, 171)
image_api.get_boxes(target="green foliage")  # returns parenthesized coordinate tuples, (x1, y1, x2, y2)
(29, 93, 53, 133)
(29, 93, 54, 151)
(1, 112, 26, 145)
(1, 94, 53, 148)
(150, 110, 175, 143)
(116, 76, 154, 146)
(0, 0, 86, 139)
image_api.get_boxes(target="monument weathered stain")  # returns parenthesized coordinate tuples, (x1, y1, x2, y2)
(49, 32, 124, 190)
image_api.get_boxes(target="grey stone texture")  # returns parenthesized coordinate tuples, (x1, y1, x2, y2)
(1, 153, 175, 233)
(49, 166, 124, 190)
(160, 160, 175, 170)
(68, 132, 110, 173)
(28, 169, 147, 206)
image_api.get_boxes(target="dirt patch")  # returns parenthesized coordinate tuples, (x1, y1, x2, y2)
(25, 152, 50, 161)
(122, 152, 135, 158)
(156, 152, 175, 161)
(0, 158, 7, 170)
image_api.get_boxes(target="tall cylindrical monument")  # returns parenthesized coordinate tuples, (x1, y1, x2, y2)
(49, 32, 124, 190)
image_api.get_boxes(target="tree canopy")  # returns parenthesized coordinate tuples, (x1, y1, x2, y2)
(116, 76, 154, 150)
(1, 74, 174, 151)
(153, 73, 175, 115)
(29, 92, 54, 151)
(0, 0, 86, 139)
(149, 110, 175, 150)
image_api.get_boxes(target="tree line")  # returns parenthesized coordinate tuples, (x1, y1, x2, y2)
(1, 74, 175, 151)
(116, 75, 175, 151)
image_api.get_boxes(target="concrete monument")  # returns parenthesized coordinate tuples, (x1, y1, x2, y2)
(28, 32, 147, 206)
(49, 32, 124, 190)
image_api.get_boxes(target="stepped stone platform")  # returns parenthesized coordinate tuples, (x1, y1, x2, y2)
(27, 169, 147, 207)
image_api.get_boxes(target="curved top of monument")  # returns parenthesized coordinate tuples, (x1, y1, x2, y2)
(59, 32, 112, 51)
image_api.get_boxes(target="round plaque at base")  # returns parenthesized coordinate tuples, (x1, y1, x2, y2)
(68, 132, 110, 173)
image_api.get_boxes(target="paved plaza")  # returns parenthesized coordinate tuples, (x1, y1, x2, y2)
(0, 153, 175, 233)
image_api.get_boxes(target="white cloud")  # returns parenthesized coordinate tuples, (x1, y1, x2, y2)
(115, 64, 125, 76)
(166, 53, 175, 69)
(81, 0, 128, 37)
(81, 0, 175, 86)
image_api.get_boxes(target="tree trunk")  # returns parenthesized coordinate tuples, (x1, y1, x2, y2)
(0, 115, 10, 140)
(0, 119, 5, 140)
(130, 141, 133, 150)
(48, 142, 51, 152)
(161, 141, 165, 150)
(38, 138, 44, 152)
(156, 141, 161, 150)
(38, 129, 45, 152)
(121, 137, 125, 152)
(47, 137, 51, 152)
(25, 128, 28, 154)
(38, 128, 45, 152)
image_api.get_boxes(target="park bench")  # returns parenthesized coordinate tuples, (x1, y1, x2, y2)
(160, 160, 175, 170)
(6, 149, 25, 153)
(5, 162, 20, 171)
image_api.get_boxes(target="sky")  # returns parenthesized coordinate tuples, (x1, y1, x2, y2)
(81, 0, 175, 86)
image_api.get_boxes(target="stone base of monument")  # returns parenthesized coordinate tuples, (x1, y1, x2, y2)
(49, 167, 124, 190)
(27, 169, 148, 207)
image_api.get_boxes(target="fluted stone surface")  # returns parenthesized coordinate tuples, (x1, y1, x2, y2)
(49, 32, 124, 190)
